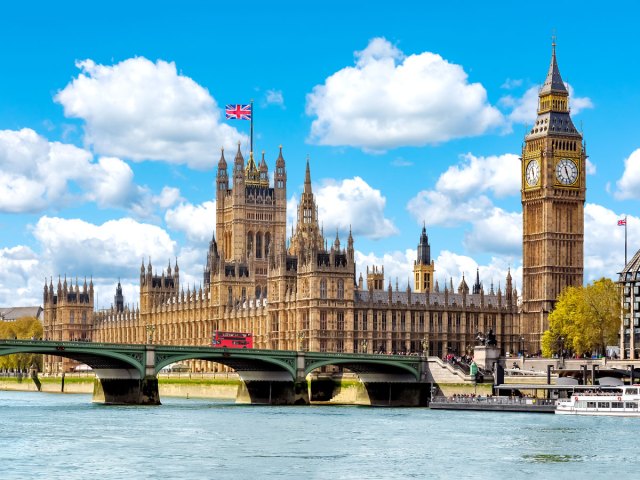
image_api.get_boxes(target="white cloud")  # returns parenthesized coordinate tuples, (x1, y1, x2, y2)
(615, 149, 640, 200)
(503, 84, 593, 125)
(355, 249, 416, 289)
(501, 78, 523, 89)
(165, 200, 216, 244)
(0, 246, 43, 306)
(315, 177, 398, 240)
(435, 153, 520, 199)
(584, 203, 639, 281)
(33, 216, 177, 276)
(55, 57, 247, 169)
(265, 89, 285, 108)
(306, 37, 504, 151)
(463, 208, 522, 255)
(407, 190, 495, 227)
(407, 151, 522, 256)
(0, 128, 160, 214)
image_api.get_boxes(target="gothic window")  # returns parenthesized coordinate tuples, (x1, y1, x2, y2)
(320, 280, 327, 299)
(247, 232, 254, 256)
(337, 312, 344, 331)
(382, 313, 387, 331)
(82, 312, 87, 325)
(373, 312, 378, 332)
(228, 287, 233, 305)
(241, 288, 246, 301)
(265, 233, 271, 256)
(363, 313, 368, 332)
(320, 311, 327, 331)
(400, 312, 406, 332)
(69, 312, 74, 324)
(256, 286, 262, 298)
(391, 312, 397, 331)
(336, 340, 344, 353)
(337, 279, 344, 299)
(419, 313, 424, 332)
(271, 313, 279, 332)
(320, 339, 327, 352)
(256, 233, 262, 259)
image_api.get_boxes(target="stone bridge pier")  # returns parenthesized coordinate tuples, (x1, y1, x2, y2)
(235, 353, 309, 405)
(92, 347, 160, 405)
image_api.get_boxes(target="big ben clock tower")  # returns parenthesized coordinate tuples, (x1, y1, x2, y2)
(521, 41, 586, 351)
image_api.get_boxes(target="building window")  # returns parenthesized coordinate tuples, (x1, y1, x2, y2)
(391, 312, 397, 332)
(320, 311, 327, 331)
(69, 312, 74, 324)
(320, 280, 327, 299)
(337, 280, 344, 299)
(336, 340, 344, 353)
(419, 313, 424, 332)
(363, 313, 368, 332)
(228, 287, 233, 305)
(320, 339, 327, 352)
(382, 313, 387, 331)
(337, 312, 344, 331)
(400, 312, 406, 332)
(271, 313, 279, 332)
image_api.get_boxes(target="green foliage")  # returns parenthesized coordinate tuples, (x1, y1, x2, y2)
(542, 278, 621, 357)
(0, 317, 44, 371)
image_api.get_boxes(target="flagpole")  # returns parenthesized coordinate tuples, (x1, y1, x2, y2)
(625, 215, 628, 266)
(250, 99, 254, 156)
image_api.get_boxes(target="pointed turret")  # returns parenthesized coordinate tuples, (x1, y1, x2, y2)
(217, 147, 229, 192)
(472, 268, 482, 295)
(458, 274, 469, 295)
(539, 40, 568, 96)
(304, 156, 312, 194)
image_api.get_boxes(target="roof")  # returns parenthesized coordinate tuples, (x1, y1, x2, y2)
(539, 43, 568, 96)
(619, 248, 640, 282)
(0, 306, 43, 322)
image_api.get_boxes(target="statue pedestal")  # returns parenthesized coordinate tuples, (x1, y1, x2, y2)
(473, 346, 500, 371)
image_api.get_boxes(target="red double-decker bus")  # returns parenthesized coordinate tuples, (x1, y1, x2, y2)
(211, 331, 253, 349)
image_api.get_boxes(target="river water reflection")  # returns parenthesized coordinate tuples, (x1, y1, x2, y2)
(1, 390, 639, 479)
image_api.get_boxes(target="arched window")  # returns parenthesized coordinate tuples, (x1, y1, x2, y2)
(256, 286, 262, 299)
(320, 279, 327, 299)
(256, 232, 263, 259)
(228, 287, 233, 305)
(337, 279, 344, 299)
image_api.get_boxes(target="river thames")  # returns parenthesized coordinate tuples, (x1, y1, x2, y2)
(1, 390, 639, 479)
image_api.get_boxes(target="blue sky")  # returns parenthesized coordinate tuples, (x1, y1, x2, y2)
(1, 1, 639, 307)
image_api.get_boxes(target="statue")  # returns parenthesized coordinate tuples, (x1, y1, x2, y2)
(475, 329, 497, 347)
(485, 329, 497, 347)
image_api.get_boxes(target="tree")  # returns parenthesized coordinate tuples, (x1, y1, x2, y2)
(0, 317, 44, 371)
(542, 278, 621, 358)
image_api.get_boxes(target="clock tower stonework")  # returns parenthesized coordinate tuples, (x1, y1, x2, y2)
(521, 42, 586, 351)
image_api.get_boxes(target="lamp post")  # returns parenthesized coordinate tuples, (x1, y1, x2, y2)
(421, 335, 430, 358)
(146, 324, 156, 345)
(361, 339, 368, 354)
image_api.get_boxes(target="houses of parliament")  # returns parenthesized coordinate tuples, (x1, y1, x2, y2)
(42, 43, 586, 372)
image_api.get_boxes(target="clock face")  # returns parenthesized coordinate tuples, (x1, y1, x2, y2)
(555, 158, 579, 185)
(525, 160, 540, 187)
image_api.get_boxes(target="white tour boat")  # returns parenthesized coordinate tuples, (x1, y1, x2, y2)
(555, 385, 640, 416)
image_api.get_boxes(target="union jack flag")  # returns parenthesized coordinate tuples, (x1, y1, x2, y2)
(618, 219, 627, 226)
(225, 104, 252, 120)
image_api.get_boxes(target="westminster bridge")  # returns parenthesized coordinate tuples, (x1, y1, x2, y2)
(0, 339, 445, 406)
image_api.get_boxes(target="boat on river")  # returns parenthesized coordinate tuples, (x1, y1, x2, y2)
(555, 385, 640, 416)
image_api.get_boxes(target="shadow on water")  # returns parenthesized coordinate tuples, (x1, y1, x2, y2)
(523, 454, 584, 463)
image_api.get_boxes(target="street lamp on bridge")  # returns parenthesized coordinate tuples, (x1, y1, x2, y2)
(146, 324, 156, 345)
(421, 335, 429, 358)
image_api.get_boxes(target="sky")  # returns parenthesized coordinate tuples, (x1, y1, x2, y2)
(1, 1, 639, 308)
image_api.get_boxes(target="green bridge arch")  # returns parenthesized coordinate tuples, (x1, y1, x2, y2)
(0, 340, 146, 376)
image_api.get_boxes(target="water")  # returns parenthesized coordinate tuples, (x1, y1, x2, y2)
(1, 391, 640, 480)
